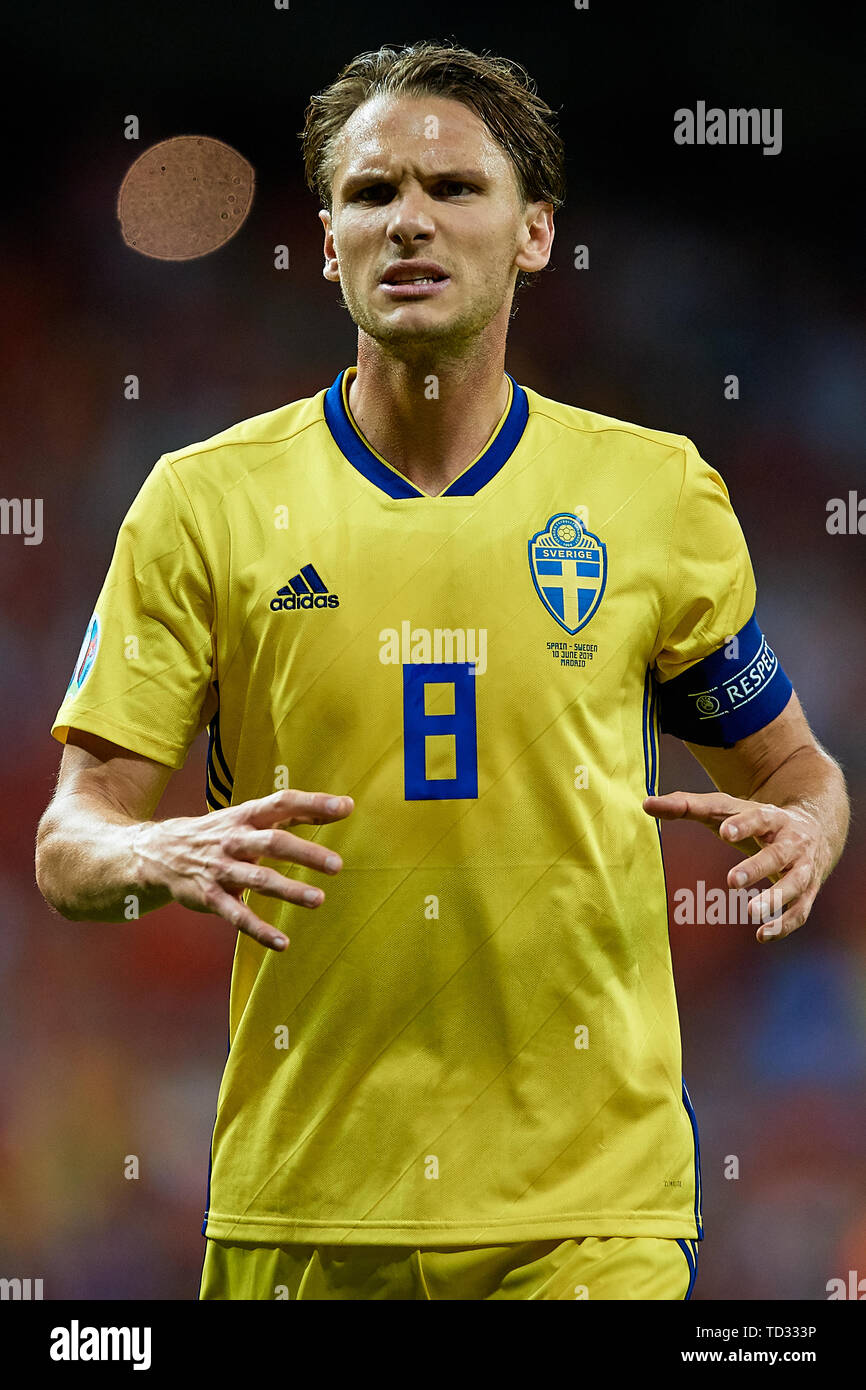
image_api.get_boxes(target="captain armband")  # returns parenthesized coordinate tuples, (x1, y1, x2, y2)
(655, 611, 793, 747)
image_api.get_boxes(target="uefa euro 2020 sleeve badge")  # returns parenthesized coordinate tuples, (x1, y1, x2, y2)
(528, 513, 608, 634)
(66, 612, 101, 695)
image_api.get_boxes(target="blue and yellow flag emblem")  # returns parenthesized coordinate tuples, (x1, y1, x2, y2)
(528, 513, 607, 634)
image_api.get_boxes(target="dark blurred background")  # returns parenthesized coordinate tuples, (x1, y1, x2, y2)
(1, 0, 863, 1300)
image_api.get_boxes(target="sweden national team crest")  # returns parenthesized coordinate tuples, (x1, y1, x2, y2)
(528, 513, 607, 634)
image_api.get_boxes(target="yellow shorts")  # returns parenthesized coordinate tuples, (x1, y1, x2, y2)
(199, 1234, 698, 1300)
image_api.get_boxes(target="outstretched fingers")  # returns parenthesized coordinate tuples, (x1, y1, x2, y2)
(246, 789, 354, 829)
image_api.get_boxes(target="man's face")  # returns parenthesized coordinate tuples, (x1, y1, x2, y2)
(319, 93, 553, 351)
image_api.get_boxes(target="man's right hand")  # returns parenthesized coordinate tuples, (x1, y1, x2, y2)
(133, 789, 354, 951)
(36, 733, 354, 949)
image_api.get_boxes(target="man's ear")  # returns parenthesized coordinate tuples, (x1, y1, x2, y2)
(319, 208, 340, 283)
(515, 201, 555, 277)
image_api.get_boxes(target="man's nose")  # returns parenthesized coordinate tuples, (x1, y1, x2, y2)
(386, 190, 435, 245)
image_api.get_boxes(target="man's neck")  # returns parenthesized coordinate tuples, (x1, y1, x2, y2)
(346, 339, 511, 497)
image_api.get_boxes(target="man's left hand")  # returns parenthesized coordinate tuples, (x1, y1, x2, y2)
(642, 790, 829, 943)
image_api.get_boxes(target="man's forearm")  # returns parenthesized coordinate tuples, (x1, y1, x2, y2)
(749, 743, 850, 880)
(35, 794, 172, 922)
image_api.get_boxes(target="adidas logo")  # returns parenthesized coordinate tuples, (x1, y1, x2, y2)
(269, 563, 340, 611)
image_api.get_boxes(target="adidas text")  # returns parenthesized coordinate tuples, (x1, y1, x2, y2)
(270, 593, 339, 611)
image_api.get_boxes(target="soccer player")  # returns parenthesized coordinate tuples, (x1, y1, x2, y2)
(36, 42, 848, 1301)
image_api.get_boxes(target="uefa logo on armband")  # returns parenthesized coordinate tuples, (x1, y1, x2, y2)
(528, 512, 608, 635)
(66, 612, 100, 694)
(695, 694, 721, 716)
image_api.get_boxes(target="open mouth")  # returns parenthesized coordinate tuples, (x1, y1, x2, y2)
(379, 262, 450, 294)
(388, 274, 446, 284)
(379, 271, 451, 297)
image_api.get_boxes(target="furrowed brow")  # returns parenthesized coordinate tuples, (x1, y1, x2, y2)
(340, 166, 488, 197)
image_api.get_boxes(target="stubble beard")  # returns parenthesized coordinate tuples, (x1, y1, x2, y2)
(338, 269, 514, 364)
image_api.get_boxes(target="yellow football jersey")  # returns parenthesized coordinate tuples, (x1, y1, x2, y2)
(51, 366, 792, 1245)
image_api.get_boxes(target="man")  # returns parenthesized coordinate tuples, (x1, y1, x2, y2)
(36, 41, 848, 1301)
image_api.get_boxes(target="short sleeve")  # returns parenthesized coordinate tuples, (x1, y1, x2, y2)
(51, 456, 217, 769)
(652, 438, 792, 746)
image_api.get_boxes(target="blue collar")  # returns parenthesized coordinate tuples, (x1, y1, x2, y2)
(323, 366, 529, 499)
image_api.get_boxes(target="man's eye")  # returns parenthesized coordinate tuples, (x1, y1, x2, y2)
(354, 181, 473, 199)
